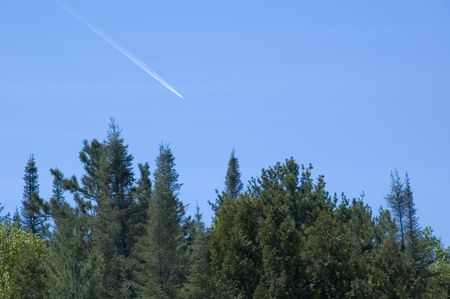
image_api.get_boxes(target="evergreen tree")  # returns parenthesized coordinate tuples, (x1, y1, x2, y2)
(224, 150, 243, 199)
(135, 144, 186, 299)
(0, 203, 6, 223)
(21, 155, 48, 238)
(386, 170, 406, 250)
(181, 205, 212, 299)
(370, 210, 415, 297)
(128, 163, 152, 297)
(47, 168, 106, 298)
(210, 150, 243, 212)
(404, 174, 423, 264)
(131, 163, 152, 246)
(92, 121, 136, 298)
(12, 208, 21, 229)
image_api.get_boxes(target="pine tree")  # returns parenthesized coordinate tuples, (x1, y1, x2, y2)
(21, 155, 48, 238)
(128, 163, 152, 297)
(131, 163, 152, 245)
(47, 168, 106, 298)
(386, 170, 406, 250)
(225, 150, 243, 199)
(210, 150, 243, 212)
(92, 120, 136, 298)
(181, 205, 212, 299)
(12, 208, 21, 228)
(135, 144, 186, 299)
(404, 174, 422, 264)
(0, 203, 6, 223)
(369, 209, 415, 297)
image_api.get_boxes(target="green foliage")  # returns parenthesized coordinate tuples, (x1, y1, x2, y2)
(0, 224, 49, 299)
(2, 123, 448, 298)
(225, 150, 243, 199)
(135, 144, 187, 298)
(21, 155, 48, 238)
(181, 206, 213, 299)
(46, 169, 106, 298)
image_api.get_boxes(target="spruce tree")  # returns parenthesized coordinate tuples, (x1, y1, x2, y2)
(225, 150, 243, 199)
(404, 174, 422, 264)
(128, 163, 152, 297)
(131, 163, 152, 245)
(47, 168, 106, 298)
(92, 121, 135, 298)
(21, 155, 48, 238)
(370, 209, 415, 297)
(181, 205, 212, 299)
(12, 208, 21, 228)
(135, 144, 186, 299)
(210, 150, 243, 212)
(0, 203, 6, 223)
(386, 170, 406, 250)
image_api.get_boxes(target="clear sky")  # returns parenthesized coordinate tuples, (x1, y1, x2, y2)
(1, 0, 449, 244)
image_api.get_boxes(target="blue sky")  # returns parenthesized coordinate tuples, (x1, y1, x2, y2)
(1, 0, 449, 244)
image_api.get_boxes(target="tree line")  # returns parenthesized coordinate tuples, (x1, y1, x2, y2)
(0, 121, 449, 298)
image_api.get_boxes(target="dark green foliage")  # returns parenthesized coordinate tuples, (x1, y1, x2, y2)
(181, 205, 213, 299)
(2, 123, 448, 298)
(0, 203, 6, 223)
(224, 150, 243, 199)
(21, 155, 48, 238)
(404, 174, 423, 265)
(87, 121, 136, 297)
(46, 168, 106, 298)
(130, 163, 152, 246)
(210, 150, 244, 212)
(135, 144, 187, 298)
(386, 170, 406, 250)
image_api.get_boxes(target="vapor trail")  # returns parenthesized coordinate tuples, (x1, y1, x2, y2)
(56, 1, 184, 98)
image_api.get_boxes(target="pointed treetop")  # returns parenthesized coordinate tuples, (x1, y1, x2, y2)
(225, 149, 243, 199)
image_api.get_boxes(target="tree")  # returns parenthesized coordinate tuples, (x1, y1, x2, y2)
(135, 144, 186, 299)
(0, 224, 49, 298)
(386, 170, 406, 250)
(369, 209, 415, 298)
(21, 155, 48, 238)
(210, 150, 244, 212)
(46, 168, 106, 298)
(130, 163, 152, 247)
(421, 227, 450, 298)
(91, 121, 136, 298)
(0, 203, 7, 223)
(224, 150, 243, 199)
(403, 174, 423, 265)
(181, 205, 212, 299)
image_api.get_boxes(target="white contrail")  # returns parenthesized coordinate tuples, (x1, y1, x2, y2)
(55, 1, 184, 99)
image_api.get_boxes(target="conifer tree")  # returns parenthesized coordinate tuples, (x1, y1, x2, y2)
(386, 170, 406, 250)
(0, 203, 6, 223)
(210, 150, 243, 212)
(370, 210, 415, 297)
(131, 163, 152, 245)
(128, 163, 152, 297)
(12, 208, 21, 228)
(21, 155, 48, 238)
(92, 121, 136, 297)
(404, 174, 422, 264)
(136, 144, 186, 299)
(225, 150, 243, 199)
(47, 168, 106, 298)
(181, 205, 212, 299)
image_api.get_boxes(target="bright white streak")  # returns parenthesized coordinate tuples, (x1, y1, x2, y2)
(56, 1, 184, 99)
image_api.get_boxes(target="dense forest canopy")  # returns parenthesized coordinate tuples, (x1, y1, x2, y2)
(0, 121, 449, 298)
